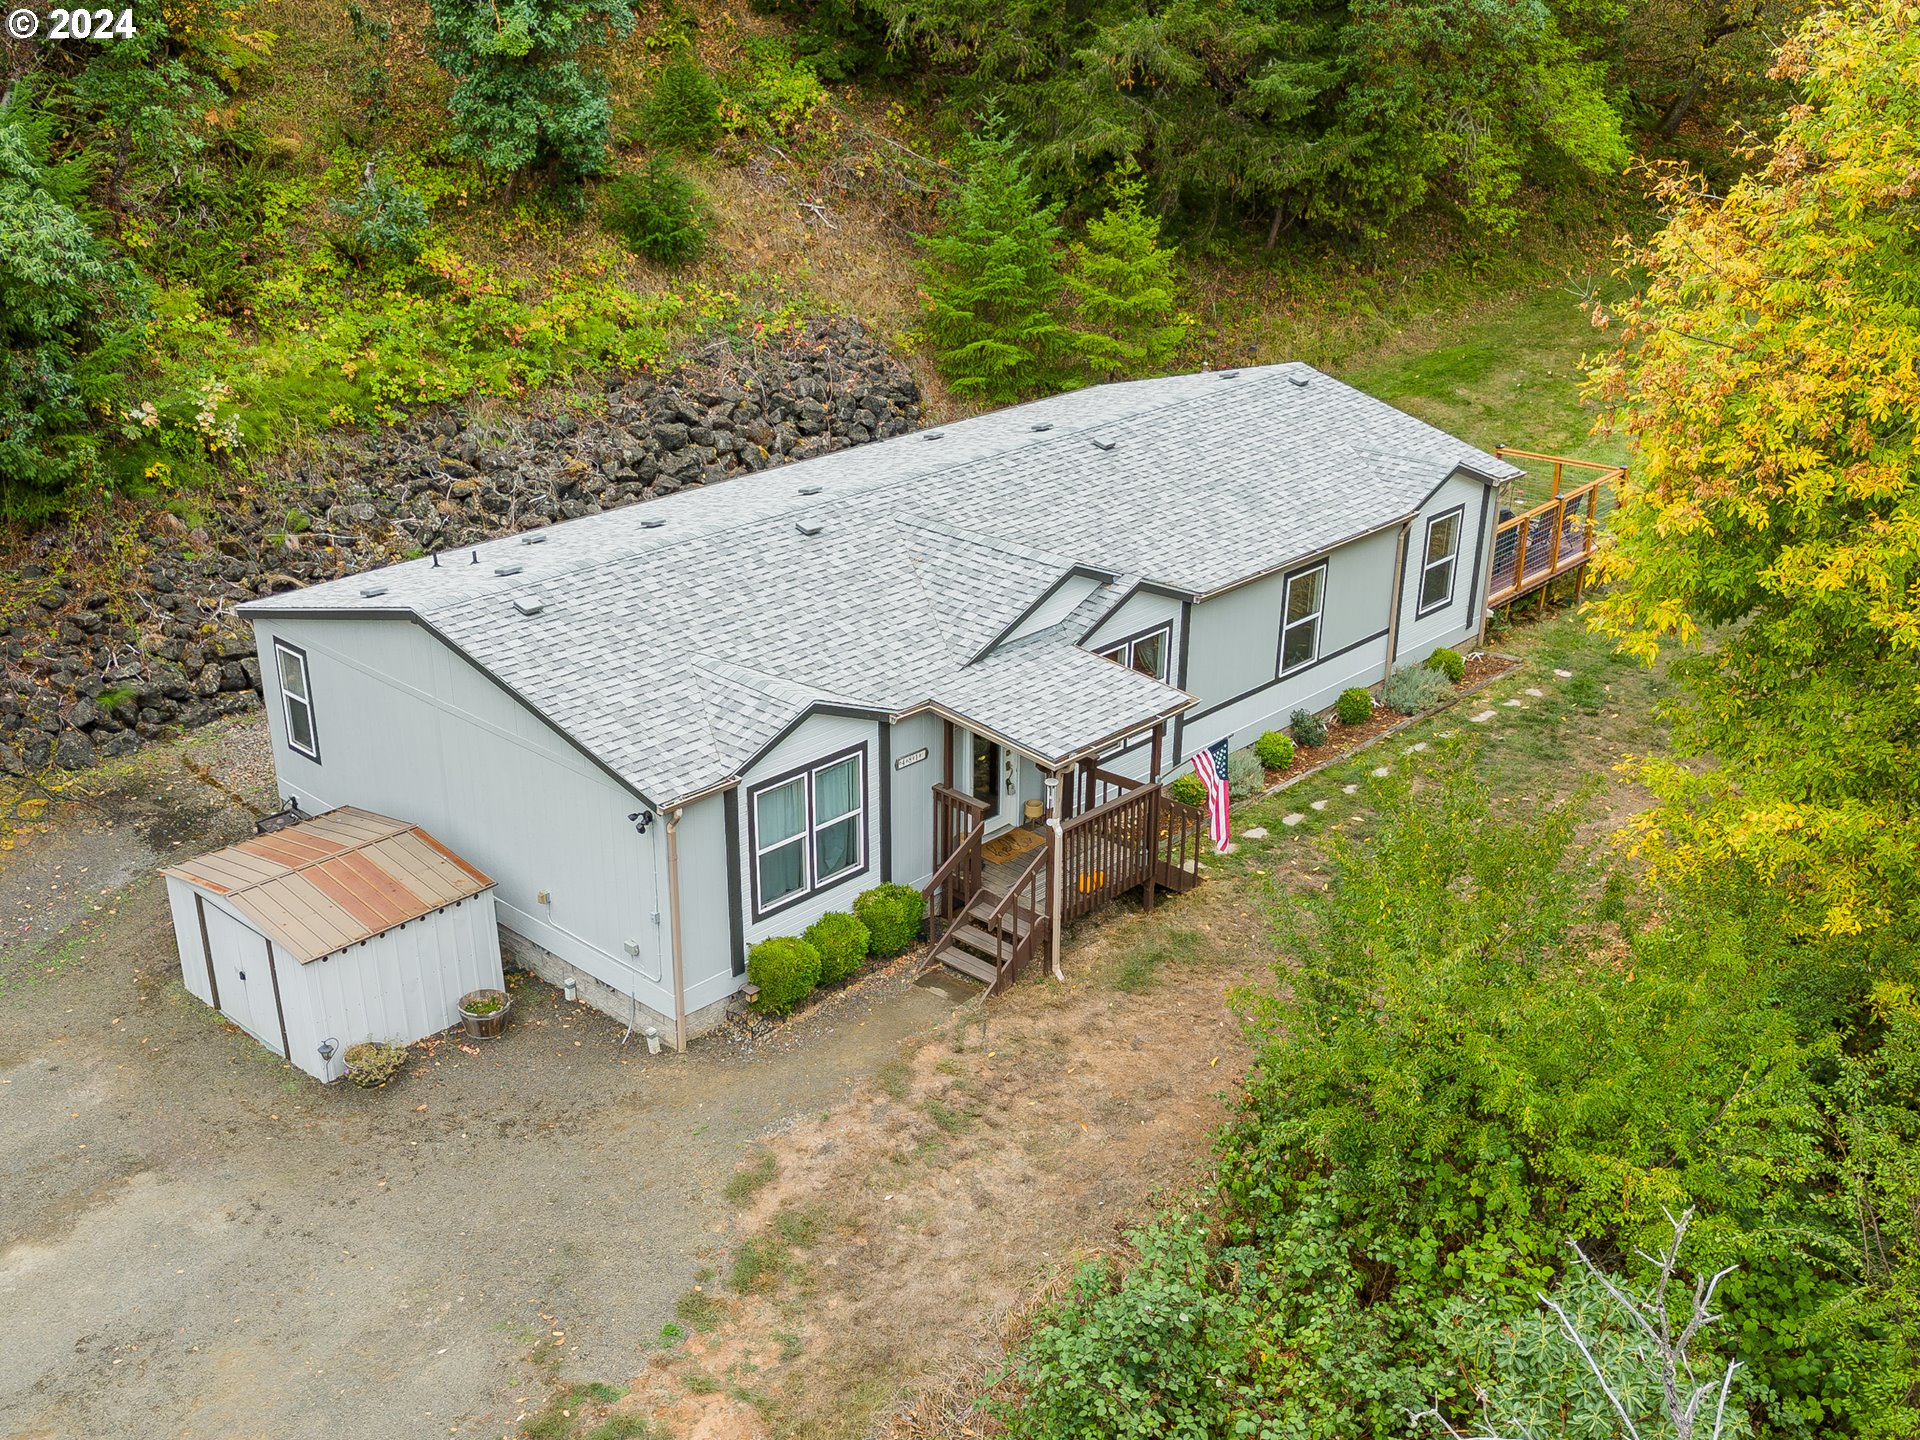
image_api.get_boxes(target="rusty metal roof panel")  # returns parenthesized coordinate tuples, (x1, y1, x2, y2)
(162, 807, 494, 963)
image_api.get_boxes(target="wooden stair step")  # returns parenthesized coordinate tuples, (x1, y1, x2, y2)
(935, 946, 998, 984)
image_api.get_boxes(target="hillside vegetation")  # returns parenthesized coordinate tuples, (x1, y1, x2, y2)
(1, 0, 1810, 524)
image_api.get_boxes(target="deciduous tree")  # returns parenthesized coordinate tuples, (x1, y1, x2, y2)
(1585, 0, 1920, 938)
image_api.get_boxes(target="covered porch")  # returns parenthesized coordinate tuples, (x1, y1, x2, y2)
(918, 715, 1204, 995)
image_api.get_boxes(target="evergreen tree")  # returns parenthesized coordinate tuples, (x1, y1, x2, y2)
(917, 124, 1067, 403)
(1065, 160, 1188, 380)
(427, 0, 637, 185)
(643, 55, 723, 151)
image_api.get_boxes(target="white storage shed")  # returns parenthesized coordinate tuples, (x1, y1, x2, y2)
(162, 807, 503, 1082)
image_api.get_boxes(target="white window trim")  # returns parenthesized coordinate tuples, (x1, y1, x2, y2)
(1093, 623, 1173, 683)
(274, 640, 319, 761)
(1278, 564, 1326, 676)
(1416, 508, 1463, 618)
(748, 745, 869, 921)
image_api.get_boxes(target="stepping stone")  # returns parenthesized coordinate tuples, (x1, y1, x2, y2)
(1524, 687, 1545, 698)
(1309, 799, 1328, 812)
(1342, 783, 1359, 795)
(1469, 710, 1497, 723)
(1412, 741, 1429, 752)
(1281, 813, 1305, 827)
(1554, 668, 1573, 679)
(1242, 826, 1268, 840)
(1503, 698, 1525, 708)
(1371, 765, 1391, 778)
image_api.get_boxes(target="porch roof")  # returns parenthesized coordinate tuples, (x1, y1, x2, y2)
(243, 363, 1515, 807)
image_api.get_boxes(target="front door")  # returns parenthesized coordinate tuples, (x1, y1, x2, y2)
(971, 738, 1002, 821)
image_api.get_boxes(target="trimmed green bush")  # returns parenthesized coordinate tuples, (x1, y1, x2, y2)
(804, 910, 870, 983)
(1288, 707, 1328, 748)
(747, 936, 821, 1015)
(1254, 730, 1296, 771)
(1335, 687, 1374, 725)
(1382, 664, 1452, 716)
(604, 159, 709, 265)
(853, 883, 927, 956)
(1168, 772, 1206, 807)
(1425, 645, 1467, 684)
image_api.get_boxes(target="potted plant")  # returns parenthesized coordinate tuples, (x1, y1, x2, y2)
(458, 987, 513, 1039)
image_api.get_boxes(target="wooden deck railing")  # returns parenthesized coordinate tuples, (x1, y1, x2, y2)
(926, 784, 988, 942)
(1059, 784, 1158, 924)
(1486, 449, 1626, 608)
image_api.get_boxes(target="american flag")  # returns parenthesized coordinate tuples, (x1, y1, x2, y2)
(1190, 738, 1231, 848)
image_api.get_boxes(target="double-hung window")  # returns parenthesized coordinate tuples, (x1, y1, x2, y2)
(750, 748, 867, 917)
(1094, 624, 1172, 683)
(1279, 565, 1325, 675)
(274, 640, 319, 760)
(1418, 509, 1463, 616)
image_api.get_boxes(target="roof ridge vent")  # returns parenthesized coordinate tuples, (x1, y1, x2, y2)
(494, 563, 523, 576)
(795, 519, 825, 537)
(513, 597, 544, 617)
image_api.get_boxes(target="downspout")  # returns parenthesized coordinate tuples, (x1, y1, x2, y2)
(1383, 517, 1413, 683)
(666, 806, 687, 1054)
(1046, 769, 1066, 981)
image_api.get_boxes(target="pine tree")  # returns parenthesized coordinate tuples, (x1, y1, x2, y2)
(1064, 160, 1189, 381)
(917, 123, 1067, 403)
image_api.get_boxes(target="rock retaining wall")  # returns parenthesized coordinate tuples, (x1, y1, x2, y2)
(1, 318, 921, 776)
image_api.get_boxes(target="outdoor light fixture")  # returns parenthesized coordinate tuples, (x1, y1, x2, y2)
(628, 810, 653, 835)
(1043, 774, 1059, 818)
(318, 1037, 338, 1064)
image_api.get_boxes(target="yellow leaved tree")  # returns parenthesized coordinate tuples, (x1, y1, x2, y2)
(1585, 0, 1920, 938)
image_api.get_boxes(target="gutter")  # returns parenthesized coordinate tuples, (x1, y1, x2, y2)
(666, 806, 687, 1053)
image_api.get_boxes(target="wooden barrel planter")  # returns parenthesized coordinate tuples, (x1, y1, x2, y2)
(458, 988, 513, 1039)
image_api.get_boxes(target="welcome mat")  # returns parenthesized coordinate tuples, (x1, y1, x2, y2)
(981, 826, 1046, 864)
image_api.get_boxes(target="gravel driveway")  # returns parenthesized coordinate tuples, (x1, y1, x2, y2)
(0, 719, 957, 1440)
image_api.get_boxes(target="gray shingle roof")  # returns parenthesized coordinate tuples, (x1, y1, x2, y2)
(243, 364, 1518, 806)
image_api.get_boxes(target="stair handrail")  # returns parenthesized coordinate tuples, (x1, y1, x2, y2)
(922, 821, 983, 942)
(975, 838, 1051, 988)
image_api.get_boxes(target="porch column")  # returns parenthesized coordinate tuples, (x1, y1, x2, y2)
(1149, 722, 1164, 784)
(1046, 768, 1066, 981)
(942, 720, 955, 789)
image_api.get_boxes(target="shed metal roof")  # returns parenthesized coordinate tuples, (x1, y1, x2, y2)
(163, 808, 494, 963)
(242, 365, 1520, 807)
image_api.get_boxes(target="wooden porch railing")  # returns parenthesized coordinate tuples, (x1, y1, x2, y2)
(1486, 449, 1626, 609)
(1060, 784, 1158, 924)
(926, 784, 988, 942)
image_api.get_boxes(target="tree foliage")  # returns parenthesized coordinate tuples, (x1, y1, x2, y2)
(917, 123, 1069, 402)
(1063, 161, 1188, 380)
(427, 0, 637, 181)
(1585, 0, 1920, 939)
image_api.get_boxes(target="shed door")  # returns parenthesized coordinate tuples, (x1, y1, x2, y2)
(203, 902, 279, 1050)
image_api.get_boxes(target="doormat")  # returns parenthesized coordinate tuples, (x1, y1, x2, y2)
(981, 826, 1046, 864)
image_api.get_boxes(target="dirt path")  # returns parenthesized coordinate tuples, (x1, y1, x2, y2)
(0, 720, 964, 1440)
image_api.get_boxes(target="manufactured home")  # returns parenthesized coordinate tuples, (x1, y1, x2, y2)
(237, 364, 1527, 1045)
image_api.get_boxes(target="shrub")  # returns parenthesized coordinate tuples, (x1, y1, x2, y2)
(1254, 730, 1296, 771)
(1335, 687, 1374, 725)
(747, 936, 820, 1015)
(1382, 664, 1452, 716)
(342, 1041, 408, 1087)
(604, 159, 709, 265)
(1168, 772, 1206, 806)
(804, 910, 870, 983)
(853, 883, 926, 956)
(1288, 708, 1328, 748)
(333, 169, 430, 264)
(644, 55, 723, 150)
(1425, 645, 1466, 684)
(1227, 748, 1265, 800)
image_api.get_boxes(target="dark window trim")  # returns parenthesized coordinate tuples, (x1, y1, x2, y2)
(1091, 621, 1174, 683)
(272, 639, 321, 762)
(1276, 560, 1329, 677)
(745, 742, 870, 924)
(1415, 505, 1466, 619)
